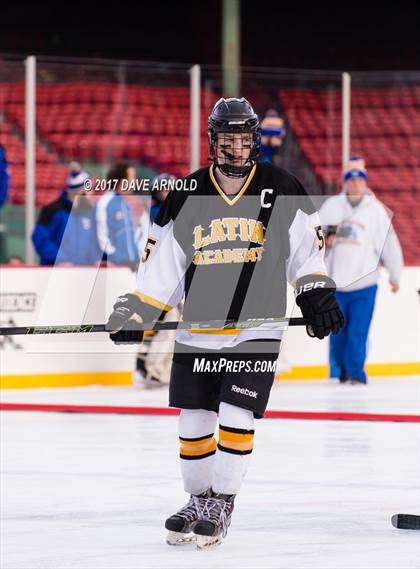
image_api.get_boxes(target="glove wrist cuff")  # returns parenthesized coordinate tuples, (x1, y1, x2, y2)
(295, 274, 336, 298)
(130, 292, 168, 323)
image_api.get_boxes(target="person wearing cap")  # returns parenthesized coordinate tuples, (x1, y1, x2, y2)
(32, 162, 100, 265)
(258, 109, 286, 164)
(319, 156, 403, 384)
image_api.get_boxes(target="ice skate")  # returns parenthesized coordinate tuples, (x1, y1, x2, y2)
(194, 492, 235, 550)
(165, 490, 209, 546)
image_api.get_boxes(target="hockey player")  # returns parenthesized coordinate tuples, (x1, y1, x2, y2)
(106, 98, 344, 549)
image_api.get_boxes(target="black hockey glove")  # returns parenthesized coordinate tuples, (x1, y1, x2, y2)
(295, 275, 344, 340)
(106, 293, 144, 344)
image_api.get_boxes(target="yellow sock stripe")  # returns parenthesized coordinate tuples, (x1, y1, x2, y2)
(179, 434, 214, 443)
(179, 436, 217, 458)
(218, 438, 254, 453)
(219, 428, 254, 444)
(218, 427, 254, 453)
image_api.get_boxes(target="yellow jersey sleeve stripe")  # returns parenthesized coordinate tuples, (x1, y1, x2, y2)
(133, 291, 173, 312)
(291, 272, 328, 289)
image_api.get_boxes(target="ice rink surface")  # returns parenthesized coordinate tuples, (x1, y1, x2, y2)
(1, 377, 419, 569)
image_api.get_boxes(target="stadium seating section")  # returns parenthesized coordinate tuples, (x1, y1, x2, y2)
(0, 82, 418, 264)
(278, 87, 419, 264)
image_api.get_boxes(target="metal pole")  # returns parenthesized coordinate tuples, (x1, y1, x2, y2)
(222, 0, 240, 97)
(342, 72, 351, 171)
(190, 64, 201, 172)
(25, 56, 36, 264)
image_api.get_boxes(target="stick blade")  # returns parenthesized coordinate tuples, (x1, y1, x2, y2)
(391, 514, 420, 529)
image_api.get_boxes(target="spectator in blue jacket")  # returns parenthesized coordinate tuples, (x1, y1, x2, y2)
(32, 162, 100, 265)
(55, 193, 101, 266)
(0, 145, 10, 209)
(95, 161, 139, 271)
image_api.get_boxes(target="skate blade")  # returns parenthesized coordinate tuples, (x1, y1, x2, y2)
(166, 531, 197, 546)
(196, 534, 223, 550)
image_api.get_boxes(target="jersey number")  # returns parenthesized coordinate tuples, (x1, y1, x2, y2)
(315, 226, 325, 250)
(142, 237, 158, 263)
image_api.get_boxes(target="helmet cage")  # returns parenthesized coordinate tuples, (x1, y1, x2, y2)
(208, 98, 261, 178)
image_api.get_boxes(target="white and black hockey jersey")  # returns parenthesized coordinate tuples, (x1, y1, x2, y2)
(136, 162, 327, 349)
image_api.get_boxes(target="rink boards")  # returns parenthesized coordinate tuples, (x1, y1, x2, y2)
(1, 266, 419, 388)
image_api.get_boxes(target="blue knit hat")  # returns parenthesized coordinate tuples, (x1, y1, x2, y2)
(343, 156, 368, 181)
(66, 162, 91, 191)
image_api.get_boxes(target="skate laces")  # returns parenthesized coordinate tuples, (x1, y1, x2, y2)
(176, 495, 201, 523)
(199, 497, 233, 537)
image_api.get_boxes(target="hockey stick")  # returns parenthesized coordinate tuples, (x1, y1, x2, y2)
(0, 317, 307, 336)
(391, 514, 420, 530)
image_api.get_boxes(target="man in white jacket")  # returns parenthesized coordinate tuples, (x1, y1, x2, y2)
(319, 157, 403, 384)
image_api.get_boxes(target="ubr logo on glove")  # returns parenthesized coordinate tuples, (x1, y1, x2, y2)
(231, 385, 258, 398)
(295, 280, 327, 297)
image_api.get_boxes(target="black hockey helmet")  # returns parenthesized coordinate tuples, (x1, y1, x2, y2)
(208, 97, 260, 178)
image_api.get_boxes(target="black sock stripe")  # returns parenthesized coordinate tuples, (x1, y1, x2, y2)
(180, 449, 216, 460)
(219, 425, 255, 435)
(217, 443, 253, 456)
(179, 433, 214, 443)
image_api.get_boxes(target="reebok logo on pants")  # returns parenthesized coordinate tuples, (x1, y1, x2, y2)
(231, 385, 258, 399)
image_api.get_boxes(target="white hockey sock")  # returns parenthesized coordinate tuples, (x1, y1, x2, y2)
(212, 402, 255, 495)
(179, 408, 218, 495)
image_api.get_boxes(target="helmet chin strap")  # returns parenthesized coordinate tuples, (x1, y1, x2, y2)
(218, 162, 251, 179)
